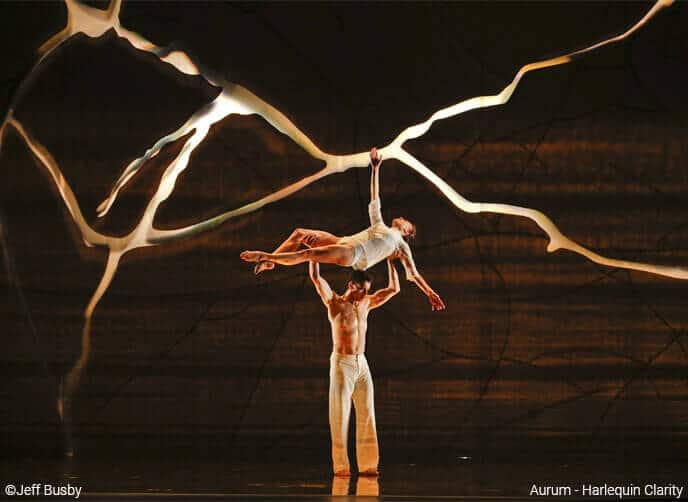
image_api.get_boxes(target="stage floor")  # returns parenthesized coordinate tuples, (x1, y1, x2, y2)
(2, 451, 686, 501)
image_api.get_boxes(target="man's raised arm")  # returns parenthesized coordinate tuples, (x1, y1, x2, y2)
(309, 261, 333, 306)
(369, 259, 401, 310)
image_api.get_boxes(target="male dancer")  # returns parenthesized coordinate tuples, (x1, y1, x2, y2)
(309, 258, 400, 476)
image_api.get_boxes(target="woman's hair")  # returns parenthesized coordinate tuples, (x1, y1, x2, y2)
(350, 270, 373, 287)
(396, 217, 417, 241)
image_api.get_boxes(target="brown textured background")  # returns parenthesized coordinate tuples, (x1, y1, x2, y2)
(1, 1, 687, 464)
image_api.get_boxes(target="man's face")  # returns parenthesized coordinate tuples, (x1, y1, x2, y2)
(347, 280, 371, 299)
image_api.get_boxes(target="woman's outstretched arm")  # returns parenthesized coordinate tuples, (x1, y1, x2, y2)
(369, 147, 382, 203)
(409, 271, 446, 311)
(396, 244, 446, 312)
(368, 147, 384, 226)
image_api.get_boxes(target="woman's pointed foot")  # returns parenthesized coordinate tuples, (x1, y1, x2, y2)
(240, 251, 264, 263)
(254, 261, 275, 275)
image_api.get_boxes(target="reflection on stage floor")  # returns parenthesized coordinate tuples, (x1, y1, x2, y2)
(2, 445, 685, 501)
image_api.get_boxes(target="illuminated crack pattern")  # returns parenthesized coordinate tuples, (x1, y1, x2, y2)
(0, 0, 684, 457)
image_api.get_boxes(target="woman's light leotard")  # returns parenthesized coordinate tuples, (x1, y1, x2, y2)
(337, 199, 419, 280)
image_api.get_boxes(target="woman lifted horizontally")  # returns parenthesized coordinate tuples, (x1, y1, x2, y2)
(240, 148, 445, 311)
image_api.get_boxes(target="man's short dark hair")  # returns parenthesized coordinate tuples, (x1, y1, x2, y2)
(350, 269, 373, 287)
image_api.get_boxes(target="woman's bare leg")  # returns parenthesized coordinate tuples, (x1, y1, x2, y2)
(242, 244, 355, 268)
(255, 228, 339, 274)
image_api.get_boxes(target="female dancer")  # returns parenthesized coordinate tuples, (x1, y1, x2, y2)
(241, 148, 445, 311)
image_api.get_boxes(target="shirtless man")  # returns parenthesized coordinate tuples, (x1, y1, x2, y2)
(309, 258, 400, 476)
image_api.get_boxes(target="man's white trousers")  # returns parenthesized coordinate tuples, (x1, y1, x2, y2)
(329, 352, 379, 473)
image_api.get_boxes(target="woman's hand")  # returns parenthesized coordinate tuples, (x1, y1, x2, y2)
(370, 147, 383, 167)
(428, 291, 446, 311)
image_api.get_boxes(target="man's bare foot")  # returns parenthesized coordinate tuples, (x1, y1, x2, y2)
(333, 469, 351, 477)
(253, 261, 275, 275)
(359, 468, 379, 477)
(240, 251, 264, 263)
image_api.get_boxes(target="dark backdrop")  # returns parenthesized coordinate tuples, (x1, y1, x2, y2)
(1, 1, 687, 463)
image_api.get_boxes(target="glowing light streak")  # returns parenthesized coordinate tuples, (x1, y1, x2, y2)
(0, 0, 679, 455)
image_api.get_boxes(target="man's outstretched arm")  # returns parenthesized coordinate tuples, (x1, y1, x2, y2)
(369, 259, 401, 310)
(309, 261, 333, 305)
